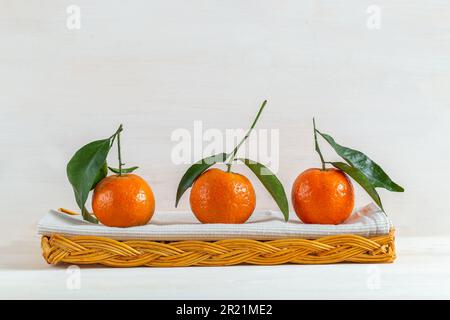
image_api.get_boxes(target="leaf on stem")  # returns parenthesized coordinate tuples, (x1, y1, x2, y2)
(67, 139, 114, 223)
(66, 124, 123, 223)
(91, 162, 108, 190)
(317, 130, 404, 192)
(175, 153, 228, 207)
(108, 166, 139, 174)
(330, 161, 384, 212)
(238, 158, 289, 221)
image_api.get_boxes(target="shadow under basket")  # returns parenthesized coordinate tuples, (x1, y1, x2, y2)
(41, 229, 396, 267)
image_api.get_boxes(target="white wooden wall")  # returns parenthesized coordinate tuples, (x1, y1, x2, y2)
(1, 0, 449, 243)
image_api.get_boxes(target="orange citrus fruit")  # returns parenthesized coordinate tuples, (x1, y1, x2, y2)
(190, 168, 256, 224)
(92, 174, 155, 227)
(291, 168, 354, 224)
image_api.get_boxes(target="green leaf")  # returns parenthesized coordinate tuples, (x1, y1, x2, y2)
(175, 153, 228, 207)
(317, 130, 404, 192)
(330, 162, 384, 212)
(80, 206, 96, 224)
(238, 158, 289, 221)
(91, 162, 108, 190)
(108, 166, 139, 174)
(67, 139, 113, 223)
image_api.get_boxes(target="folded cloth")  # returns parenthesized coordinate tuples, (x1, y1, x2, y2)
(37, 203, 393, 241)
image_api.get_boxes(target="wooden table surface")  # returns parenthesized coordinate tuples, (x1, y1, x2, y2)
(1, 235, 449, 299)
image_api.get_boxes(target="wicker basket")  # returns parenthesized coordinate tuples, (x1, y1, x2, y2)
(41, 229, 395, 267)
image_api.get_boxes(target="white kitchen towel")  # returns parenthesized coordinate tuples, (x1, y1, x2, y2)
(37, 203, 393, 241)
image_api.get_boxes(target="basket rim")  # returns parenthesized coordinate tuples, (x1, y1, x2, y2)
(41, 229, 396, 267)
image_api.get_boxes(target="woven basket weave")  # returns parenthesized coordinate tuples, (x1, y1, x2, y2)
(41, 229, 395, 267)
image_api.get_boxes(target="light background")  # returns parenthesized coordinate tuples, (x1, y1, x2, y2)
(1, 0, 449, 249)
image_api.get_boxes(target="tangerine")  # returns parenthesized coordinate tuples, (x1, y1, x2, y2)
(190, 168, 256, 224)
(291, 168, 354, 224)
(92, 174, 155, 227)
